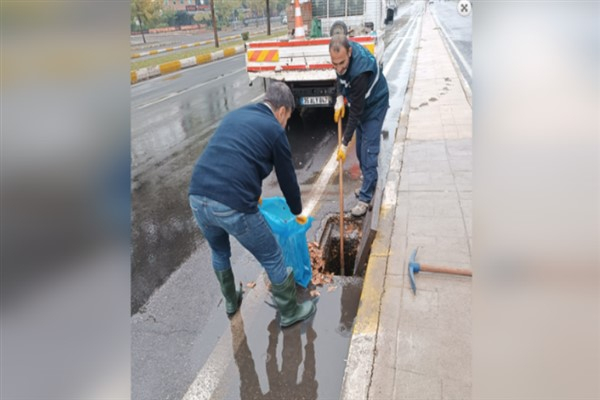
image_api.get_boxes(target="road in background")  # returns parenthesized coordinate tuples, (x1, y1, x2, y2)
(131, 19, 287, 50)
(429, 0, 473, 87)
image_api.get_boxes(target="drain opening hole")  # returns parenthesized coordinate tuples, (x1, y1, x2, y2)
(325, 236, 359, 276)
(320, 215, 363, 276)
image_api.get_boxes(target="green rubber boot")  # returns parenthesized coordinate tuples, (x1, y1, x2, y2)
(214, 268, 243, 316)
(271, 270, 316, 328)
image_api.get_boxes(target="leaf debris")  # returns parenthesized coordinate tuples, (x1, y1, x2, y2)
(308, 242, 335, 288)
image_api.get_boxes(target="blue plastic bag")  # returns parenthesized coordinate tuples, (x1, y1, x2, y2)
(258, 197, 313, 287)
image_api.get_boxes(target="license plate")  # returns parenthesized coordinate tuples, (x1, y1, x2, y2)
(300, 96, 331, 106)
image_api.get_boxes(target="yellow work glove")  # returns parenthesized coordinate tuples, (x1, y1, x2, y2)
(258, 196, 262, 205)
(295, 213, 309, 225)
(333, 95, 345, 123)
(336, 144, 347, 162)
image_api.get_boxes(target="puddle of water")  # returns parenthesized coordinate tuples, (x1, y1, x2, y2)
(217, 275, 363, 400)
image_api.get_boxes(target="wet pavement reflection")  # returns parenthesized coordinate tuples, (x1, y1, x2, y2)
(206, 276, 362, 400)
(232, 316, 318, 400)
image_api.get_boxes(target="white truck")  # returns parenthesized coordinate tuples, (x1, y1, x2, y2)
(245, 0, 391, 110)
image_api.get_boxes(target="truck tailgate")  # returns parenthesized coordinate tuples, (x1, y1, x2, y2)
(246, 36, 379, 82)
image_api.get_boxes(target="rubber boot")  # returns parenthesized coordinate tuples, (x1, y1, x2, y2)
(271, 270, 316, 328)
(214, 268, 243, 316)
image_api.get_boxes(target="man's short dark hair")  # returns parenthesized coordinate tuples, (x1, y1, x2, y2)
(329, 34, 351, 53)
(264, 82, 295, 111)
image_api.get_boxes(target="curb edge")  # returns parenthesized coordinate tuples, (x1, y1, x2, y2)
(131, 45, 246, 85)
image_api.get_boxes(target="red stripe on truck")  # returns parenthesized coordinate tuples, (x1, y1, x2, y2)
(247, 66, 276, 72)
(281, 63, 333, 70)
(247, 36, 375, 49)
(247, 63, 333, 72)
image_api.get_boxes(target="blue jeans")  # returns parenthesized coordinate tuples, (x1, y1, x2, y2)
(355, 106, 388, 203)
(189, 195, 288, 285)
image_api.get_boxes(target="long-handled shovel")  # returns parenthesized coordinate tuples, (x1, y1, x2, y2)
(337, 118, 345, 276)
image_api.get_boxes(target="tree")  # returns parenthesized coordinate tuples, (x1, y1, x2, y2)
(275, 0, 288, 14)
(246, 0, 264, 19)
(193, 11, 211, 29)
(214, 0, 241, 28)
(161, 8, 177, 27)
(131, 0, 162, 43)
(174, 10, 193, 27)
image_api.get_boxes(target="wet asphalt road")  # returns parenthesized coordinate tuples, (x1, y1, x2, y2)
(131, 2, 474, 398)
(131, 55, 267, 313)
(430, 0, 473, 87)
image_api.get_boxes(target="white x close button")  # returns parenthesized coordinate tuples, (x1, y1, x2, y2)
(457, 0, 472, 17)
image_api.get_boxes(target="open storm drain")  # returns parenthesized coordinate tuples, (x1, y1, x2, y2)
(309, 214, 364, 278)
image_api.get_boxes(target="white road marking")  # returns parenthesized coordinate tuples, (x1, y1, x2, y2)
(303, 149, 340, 216)
(430, 11, 472, 78)
(384, 16, 418, 76)
(250, 93, 265, 103)
(181, 274, 270, 400)
(136, 65, 246, 110)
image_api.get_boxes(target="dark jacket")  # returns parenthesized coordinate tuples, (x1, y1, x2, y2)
(189, 103, 302, 215)
(337, 40, 389, 145)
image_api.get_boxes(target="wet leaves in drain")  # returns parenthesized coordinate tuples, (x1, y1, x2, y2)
(309, 242, 334, 286)
(311, 216, 363, 277)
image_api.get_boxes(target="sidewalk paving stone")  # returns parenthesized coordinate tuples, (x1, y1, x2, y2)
(342, 7, 472, 399)
(365, 7, 472, 399)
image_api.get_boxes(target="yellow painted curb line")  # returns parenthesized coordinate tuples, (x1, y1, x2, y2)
(352, 254, 387, 335)
(195, 54, 211, 64)
(131, 45, 245, 84)
(223, 47, 236, 57)
(159, 60, 181, 74)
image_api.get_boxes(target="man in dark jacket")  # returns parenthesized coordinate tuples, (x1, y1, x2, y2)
(188, 82, 315, 327)
(330, 34, 389, 216)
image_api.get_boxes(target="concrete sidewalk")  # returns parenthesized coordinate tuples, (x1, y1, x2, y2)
(343, 8, 472, 399)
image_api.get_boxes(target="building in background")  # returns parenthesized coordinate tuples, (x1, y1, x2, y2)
(162, 0, 208, 12)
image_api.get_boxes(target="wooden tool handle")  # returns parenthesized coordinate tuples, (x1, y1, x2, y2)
(419, 264, 472, 276)
(338, 118, 345, 275)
